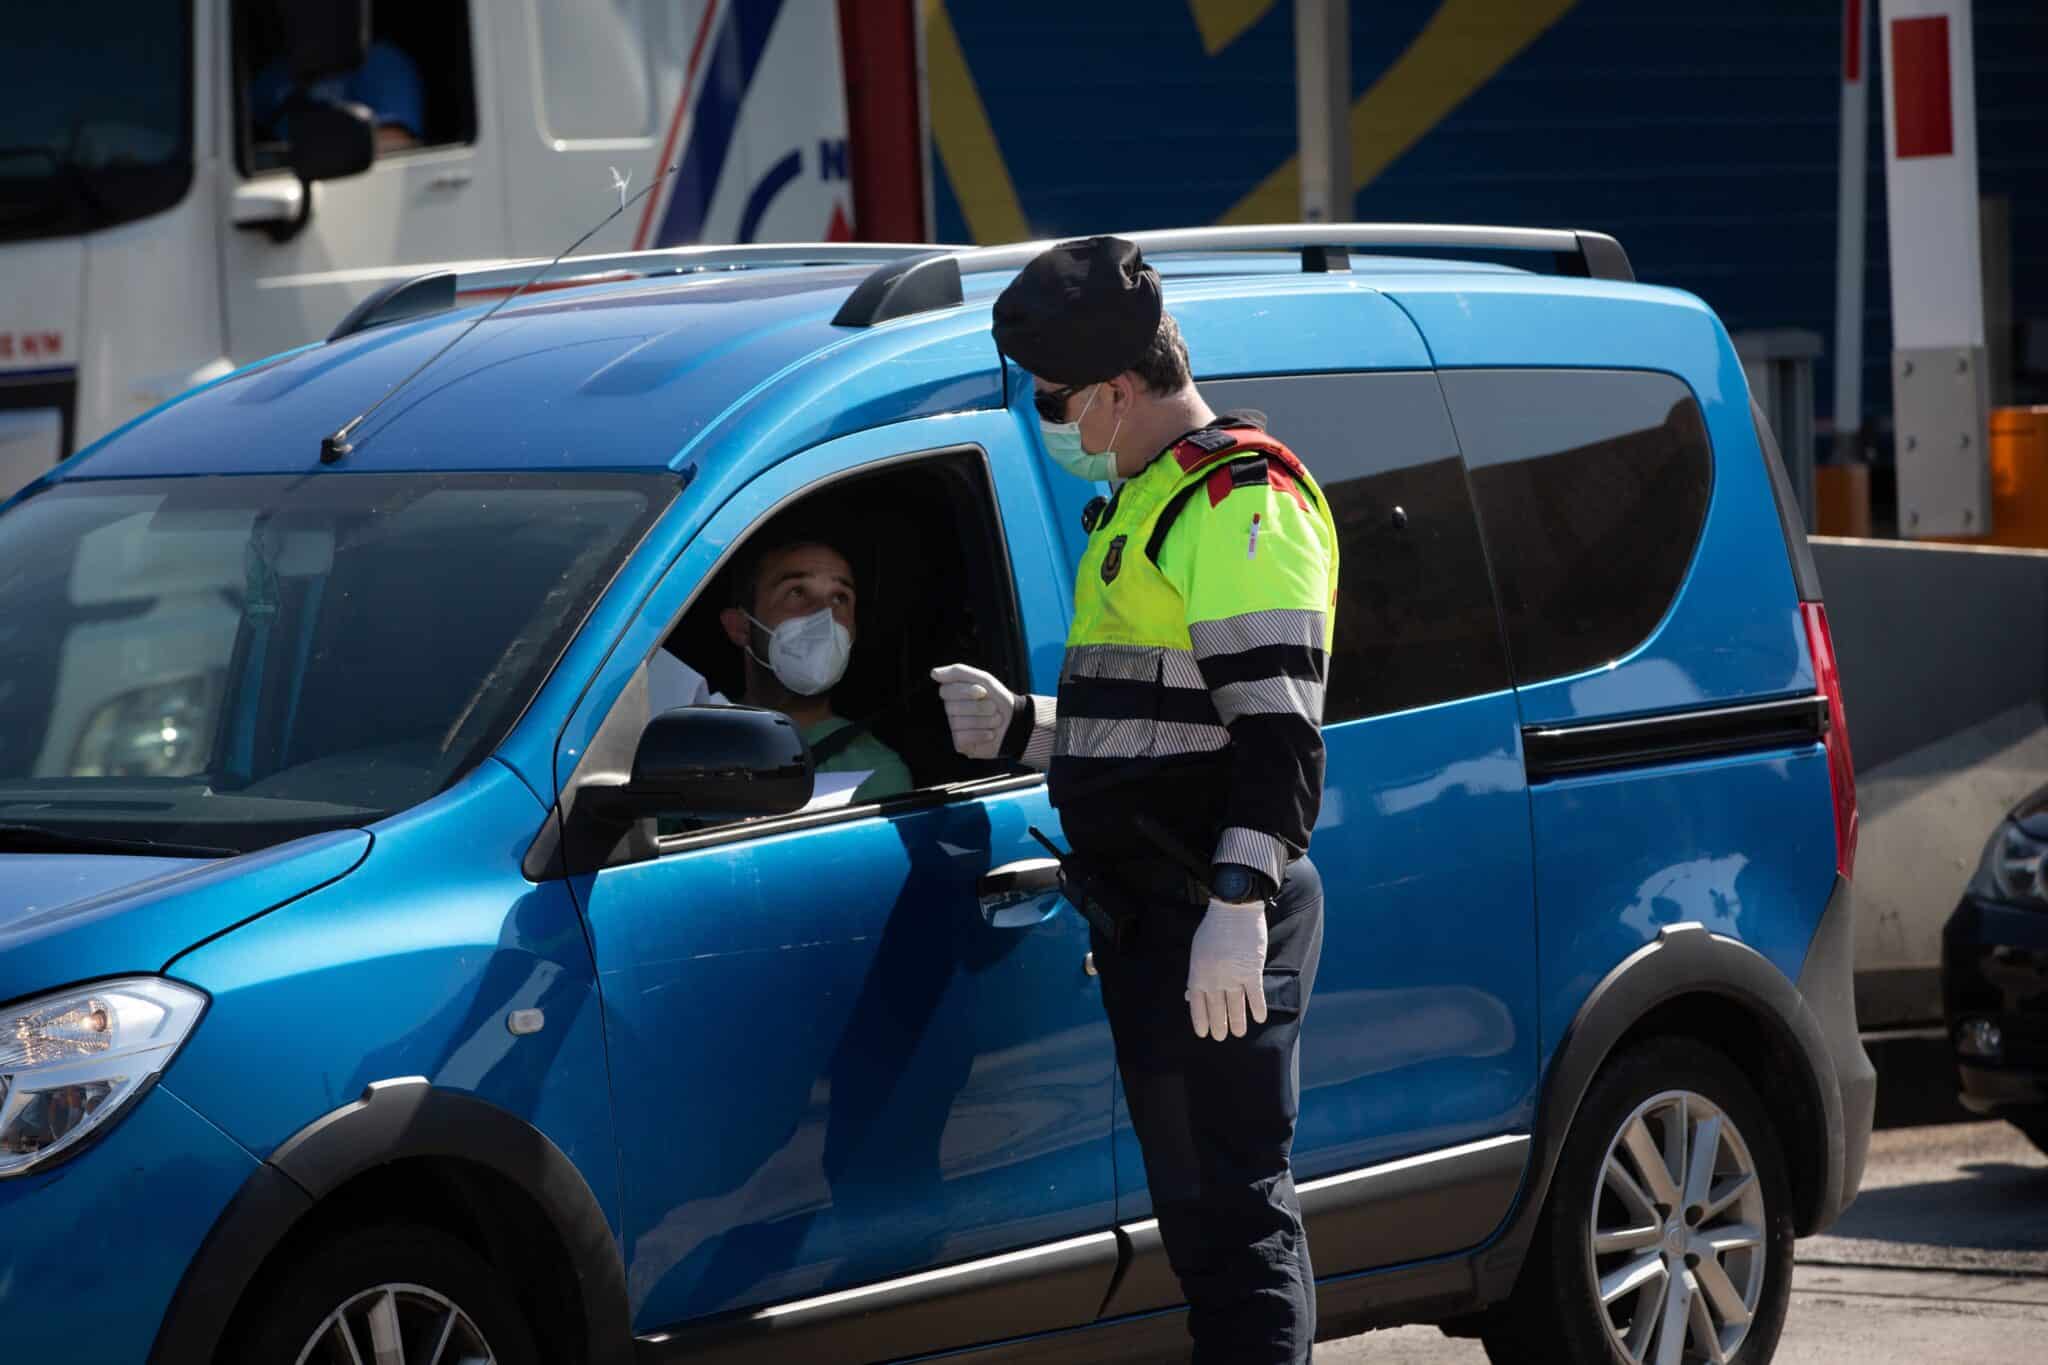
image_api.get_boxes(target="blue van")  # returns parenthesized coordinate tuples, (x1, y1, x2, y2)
(0, 226, 1873, 1364)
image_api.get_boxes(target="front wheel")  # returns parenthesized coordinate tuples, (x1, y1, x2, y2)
(227, 1223, 541, 1365)
(1483, 1037, 1796, 1364)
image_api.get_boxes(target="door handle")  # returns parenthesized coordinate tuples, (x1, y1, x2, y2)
(425, 171, 474, 192)
(977, 857, 1063, 929)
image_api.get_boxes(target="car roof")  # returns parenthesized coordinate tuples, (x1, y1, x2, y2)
(51, 250, 1709, 486)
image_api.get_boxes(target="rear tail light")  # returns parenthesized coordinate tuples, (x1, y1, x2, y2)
(1802, 602, 1857, 879)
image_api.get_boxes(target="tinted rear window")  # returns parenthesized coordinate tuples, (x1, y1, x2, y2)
(1202, 372, 1511, 723)
(1441, 369, 1712, 686)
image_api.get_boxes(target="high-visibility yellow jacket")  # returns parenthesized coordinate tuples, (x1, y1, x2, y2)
(1009, 415, 1339, 889)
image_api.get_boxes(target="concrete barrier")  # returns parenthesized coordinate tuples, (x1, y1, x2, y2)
(1813, 537, 2048, 1026)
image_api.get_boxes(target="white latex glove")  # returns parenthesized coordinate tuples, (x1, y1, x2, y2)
(931, 663, 1018, 760)
(1186, 899, 1269, 1041)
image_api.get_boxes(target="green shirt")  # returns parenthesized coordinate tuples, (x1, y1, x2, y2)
(801, 717, 913, 804)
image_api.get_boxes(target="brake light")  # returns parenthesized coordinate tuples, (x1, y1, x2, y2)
(1802, 602, 1857, 879)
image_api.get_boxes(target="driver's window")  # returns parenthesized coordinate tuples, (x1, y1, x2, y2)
(653, 448, 1030, 834)
(232, 0, 478, 173)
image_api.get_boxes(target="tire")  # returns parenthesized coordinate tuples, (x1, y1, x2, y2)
(1482, 1038, 1796, 1365)
(227, 1222, 541, 1365)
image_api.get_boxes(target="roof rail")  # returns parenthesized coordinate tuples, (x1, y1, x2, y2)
(327, 225, 1634, 340)
(830, 223, 1635, 327)
(328, 242, 948, 341)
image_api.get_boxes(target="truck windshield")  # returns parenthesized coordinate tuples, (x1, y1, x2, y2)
(0, 4, 194, 244)
(0, 472, 673, 855)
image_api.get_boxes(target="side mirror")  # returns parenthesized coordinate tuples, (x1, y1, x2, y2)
(282, 0, 370, 82)
(599, 706, 815, 823)
(288, 100, 376, 183)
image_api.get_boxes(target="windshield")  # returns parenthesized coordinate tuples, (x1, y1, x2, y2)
(0, 4, 194, 244)
(0, 472, 672, 854)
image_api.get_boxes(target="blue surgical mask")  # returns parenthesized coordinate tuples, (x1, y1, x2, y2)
(1040, 385, 1123, 484)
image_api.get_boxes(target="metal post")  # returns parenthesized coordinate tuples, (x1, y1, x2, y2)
(1880, 0, 1990, 538)
(1982, 194, 2012, 406)
(1294, 0, 1350, 223)
(1834, 0, 1870, 462)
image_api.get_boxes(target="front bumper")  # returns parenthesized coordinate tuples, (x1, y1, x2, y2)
(1942, 894, 2048, 1118)
(0, 1082, 256, 1356)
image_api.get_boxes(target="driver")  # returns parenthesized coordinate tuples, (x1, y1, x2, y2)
(718, 535, 910, 804)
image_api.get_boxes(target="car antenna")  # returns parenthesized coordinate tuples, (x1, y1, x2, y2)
(319, 160, 681, 465)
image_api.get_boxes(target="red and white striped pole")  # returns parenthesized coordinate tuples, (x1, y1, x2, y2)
(1879, 0, 1989, 537)
(1833, 0, 1869, 461)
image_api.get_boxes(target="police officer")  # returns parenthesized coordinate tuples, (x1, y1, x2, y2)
(933, 236, 1338, 1364)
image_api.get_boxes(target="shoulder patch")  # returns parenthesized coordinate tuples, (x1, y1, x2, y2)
(1173, 425, 1257, 473)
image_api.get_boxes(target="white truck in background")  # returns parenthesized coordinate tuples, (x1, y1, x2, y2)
(0, 0, 878, 500)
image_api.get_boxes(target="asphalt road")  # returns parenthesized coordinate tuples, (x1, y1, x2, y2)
(1325, 1038, 2048, 1362)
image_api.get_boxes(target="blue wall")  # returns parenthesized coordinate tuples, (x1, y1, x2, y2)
(933, 1, 2048, 442)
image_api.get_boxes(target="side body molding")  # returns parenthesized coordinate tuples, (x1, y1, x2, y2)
(1100, 1135, 1530, 1320)
(150, 1079, 633, 1365)
(1471, 908, 1855, 1306)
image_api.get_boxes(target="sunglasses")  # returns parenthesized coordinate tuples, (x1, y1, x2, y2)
(1033, 382, 1089, 424)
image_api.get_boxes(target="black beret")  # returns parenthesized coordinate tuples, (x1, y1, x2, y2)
(992, 236, 1163, 386)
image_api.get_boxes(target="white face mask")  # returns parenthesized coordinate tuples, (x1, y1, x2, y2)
(1040, 384, 1124, 484)
(746, 606, 852, 696)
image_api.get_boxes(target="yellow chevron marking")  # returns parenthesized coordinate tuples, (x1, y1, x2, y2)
(1188, 0, 1281, 55)
(922, 0, 1030, 244)
(1222, 0, 1577, 225)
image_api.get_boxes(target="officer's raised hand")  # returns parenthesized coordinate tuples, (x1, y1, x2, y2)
(1186, 895, 1268, 1040)
(931, 663, 1018, 760)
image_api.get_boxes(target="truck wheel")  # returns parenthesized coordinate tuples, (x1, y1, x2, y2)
(228, 1223, 540, 1365)
(1482, 1038, 1795, 1364)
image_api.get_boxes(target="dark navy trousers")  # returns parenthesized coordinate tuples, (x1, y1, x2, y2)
(1094, 856, 1325, 1364)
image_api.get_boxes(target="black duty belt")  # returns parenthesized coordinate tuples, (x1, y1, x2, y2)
(1099, 856, 1210, 907)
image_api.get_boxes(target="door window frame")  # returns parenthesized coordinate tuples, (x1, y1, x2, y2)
(577, 441, 1041, 866)
(228, 0, 481, 178)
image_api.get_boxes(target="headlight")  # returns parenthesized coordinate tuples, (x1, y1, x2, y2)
(0, 978, 206, 1178)
(1970, 822, 2048, 908)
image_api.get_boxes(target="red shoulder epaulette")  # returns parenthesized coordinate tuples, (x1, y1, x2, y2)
(1167, 426, 1311, 513)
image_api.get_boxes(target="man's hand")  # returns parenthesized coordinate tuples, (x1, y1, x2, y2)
(932, 663, 1019, 760)
(1186, 898, 1268, 1040)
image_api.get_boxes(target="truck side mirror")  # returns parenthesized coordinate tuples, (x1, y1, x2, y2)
(594, 706, 816, 823)
(282, 0, 370, 82)
(238, 99, 375, 244)
(288, 100, 376, 184)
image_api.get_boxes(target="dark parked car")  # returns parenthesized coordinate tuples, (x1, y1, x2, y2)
(1944, 785, 2048, 1154)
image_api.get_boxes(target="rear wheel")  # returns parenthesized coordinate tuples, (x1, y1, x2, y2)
(1483, 1038, 1796, 1364)
(227, 1223, 540, 1365)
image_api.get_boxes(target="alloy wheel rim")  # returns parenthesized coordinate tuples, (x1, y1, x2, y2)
(1587, 1088, 1767, 1365)
(293, 1283, 495, 1365)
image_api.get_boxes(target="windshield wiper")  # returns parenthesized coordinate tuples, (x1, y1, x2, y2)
(0, 823, 235, 859)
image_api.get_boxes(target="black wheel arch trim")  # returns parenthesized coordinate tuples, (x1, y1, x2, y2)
(149, 1078, 633, 1365)
(1473, 904, 1854, 1305)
